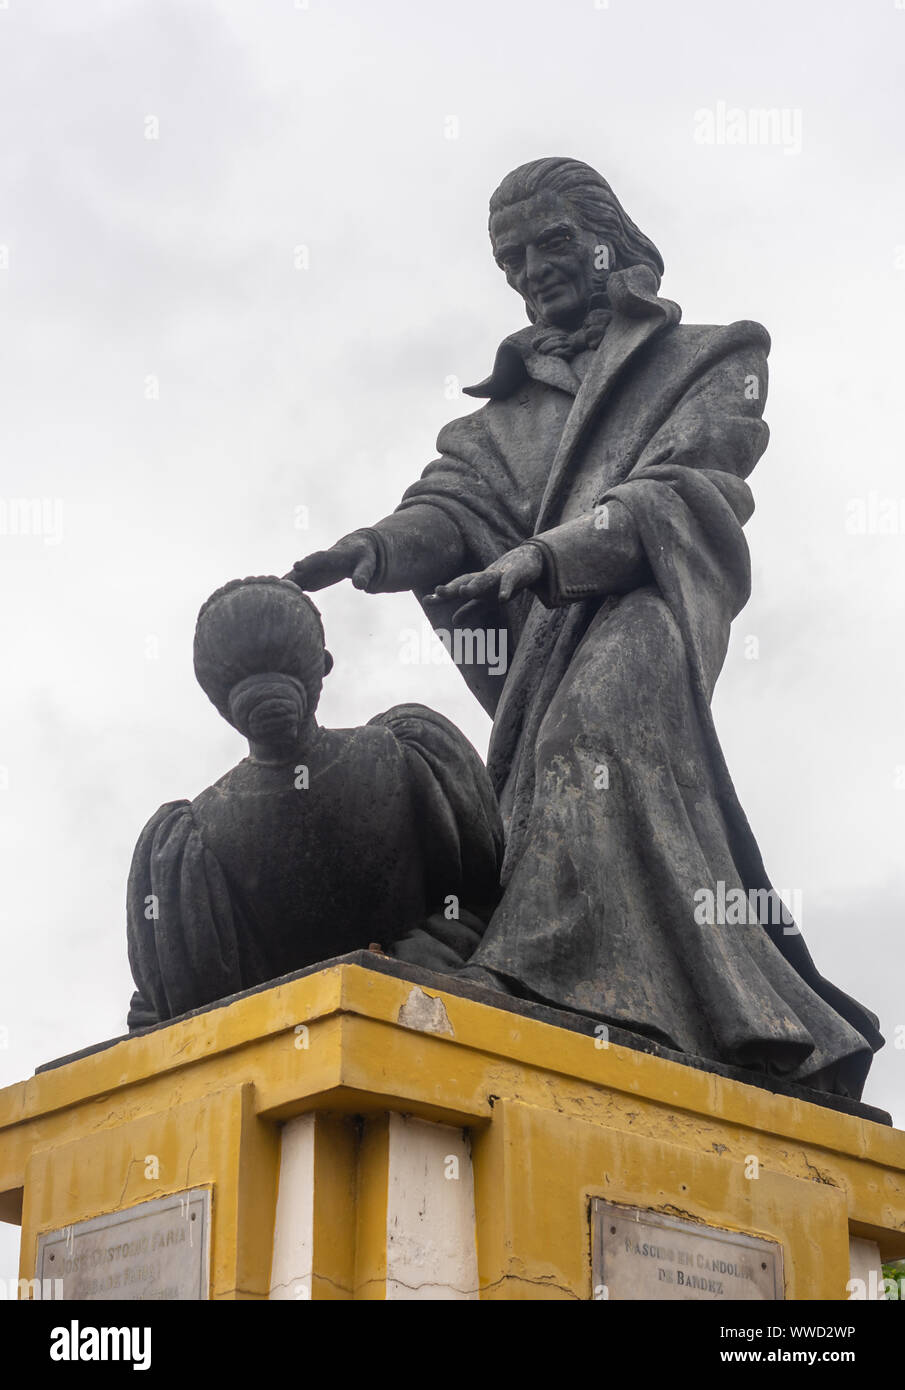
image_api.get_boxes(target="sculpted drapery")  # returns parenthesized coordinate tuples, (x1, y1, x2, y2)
(291, 161, 882, 1098)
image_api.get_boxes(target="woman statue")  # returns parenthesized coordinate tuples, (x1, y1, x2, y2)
(126, 577, 502, 1029)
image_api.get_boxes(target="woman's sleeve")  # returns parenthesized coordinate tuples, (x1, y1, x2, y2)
(367, 703, 504, 941)
(126, 799, 253, 1029)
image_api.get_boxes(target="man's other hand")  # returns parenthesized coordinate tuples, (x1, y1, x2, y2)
(424, 544, 544, 624)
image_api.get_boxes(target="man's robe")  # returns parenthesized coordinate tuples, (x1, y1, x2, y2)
(359, 264, 882, 1098)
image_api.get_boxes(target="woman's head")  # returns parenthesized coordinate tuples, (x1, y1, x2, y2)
(194, 577, 333, 751)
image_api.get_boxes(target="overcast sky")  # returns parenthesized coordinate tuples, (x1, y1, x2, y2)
(1, 0, 903, 1279)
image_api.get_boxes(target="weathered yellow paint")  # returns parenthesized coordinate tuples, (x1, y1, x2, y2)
(0, 962, 902, 1299)
(310, 1113, 357, 1300)
(353, 1116, 389, 1300)
(19, 1085, 278, 1300)
(474, 1099, 849, 1300)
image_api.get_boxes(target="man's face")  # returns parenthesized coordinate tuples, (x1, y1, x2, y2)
(490, 190, 604, 330)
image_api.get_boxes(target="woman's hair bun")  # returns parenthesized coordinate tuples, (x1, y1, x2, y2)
(194, 577, 327, 720)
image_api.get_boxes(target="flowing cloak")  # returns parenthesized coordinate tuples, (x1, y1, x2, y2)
(360, 264, 882, 1098)
(126, 704, 503, 1029)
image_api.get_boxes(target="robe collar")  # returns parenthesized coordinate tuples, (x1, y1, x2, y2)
(463, 264, 680, 401)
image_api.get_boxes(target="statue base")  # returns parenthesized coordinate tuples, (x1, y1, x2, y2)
(1, 954, 902, 1300)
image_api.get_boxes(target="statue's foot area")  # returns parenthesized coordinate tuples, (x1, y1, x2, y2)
(454, 964, 513, 995)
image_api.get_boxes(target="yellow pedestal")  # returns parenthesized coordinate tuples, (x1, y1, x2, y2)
(1, 961, 903, 1300)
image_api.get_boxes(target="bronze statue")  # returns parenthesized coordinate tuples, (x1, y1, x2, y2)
(289, 157, 882, 1098)
(126, 578, 502, 1028)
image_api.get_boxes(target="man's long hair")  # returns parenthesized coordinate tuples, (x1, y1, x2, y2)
(489, 157, 664, 285)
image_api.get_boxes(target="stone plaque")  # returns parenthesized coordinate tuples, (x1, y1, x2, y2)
(591, 1200, 783, 1300)
(36, 1188, 210, 1301)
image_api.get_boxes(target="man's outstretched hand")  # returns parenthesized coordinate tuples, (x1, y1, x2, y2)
(286, 533, 378, 592)
(424, 543, 544, 624)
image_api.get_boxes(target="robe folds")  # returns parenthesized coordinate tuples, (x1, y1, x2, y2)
(363, 264, 882, 1098)
(126, 705, 502, 1029)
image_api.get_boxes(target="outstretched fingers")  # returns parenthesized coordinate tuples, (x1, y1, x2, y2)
(287, 551, 336, 591)
(426, 570, 499, 605)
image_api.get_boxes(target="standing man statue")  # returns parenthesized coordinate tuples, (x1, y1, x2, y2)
(289, 157, 881, 1099)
